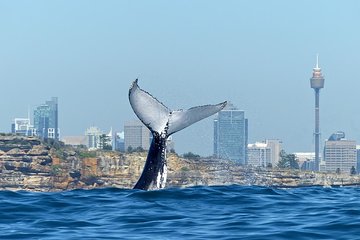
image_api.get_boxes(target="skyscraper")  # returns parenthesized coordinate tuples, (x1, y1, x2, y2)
(33, 97, 59, 140)
(310, 55, 325, 171)
(213, 102, 248, 164)
(114, 131, 125, 152)
(324, 131, 356, 174)
(124, 120, 151, 151)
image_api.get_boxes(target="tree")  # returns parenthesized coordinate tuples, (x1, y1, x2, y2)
(134, 146, 144, 152)
(182, 152, 201, 159)
(127, 146, 133, 153)
(350, 166, 356, 175)
(43, 138, 65, 150)
(127, 146, 144, 153)
(99, 134, 112, 150)
(277, 150, 299, 169)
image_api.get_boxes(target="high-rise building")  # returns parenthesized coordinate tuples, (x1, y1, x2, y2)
(310, 55, 325, 171)
(265, 139, 282, 167)
(33, 97, 59, 140)
(247, 142, 271, 167)
(84, 126, 112, 150)
(213, 102, 248, 164)
(324, 131, 356, 174)
(124, 120, 151, 151)
(85, 126, 103, 150)
(115, 131, 125, 152)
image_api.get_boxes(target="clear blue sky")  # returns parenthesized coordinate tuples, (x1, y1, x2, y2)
(1, 1, 360, 155)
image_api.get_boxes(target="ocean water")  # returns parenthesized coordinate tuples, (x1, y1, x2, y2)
(1, 186, 360, 240)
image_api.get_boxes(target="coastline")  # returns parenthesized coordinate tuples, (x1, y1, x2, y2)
(1, 135, 360, 192)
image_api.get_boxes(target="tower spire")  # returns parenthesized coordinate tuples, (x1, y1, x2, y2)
(310, 55, 325, 172)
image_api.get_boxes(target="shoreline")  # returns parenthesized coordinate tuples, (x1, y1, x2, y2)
(2, 135, 360, 192)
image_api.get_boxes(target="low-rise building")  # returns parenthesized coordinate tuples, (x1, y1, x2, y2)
(294, 152, 315, 171)
(11, 118, 36, 136)
(247, 142, 272, 167)
(324, 131, 356, 174)
(247, 139, 281, 167)
(61, 136, 87, 146)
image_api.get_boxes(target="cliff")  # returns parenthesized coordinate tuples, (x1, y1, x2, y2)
(1, 135, 360, 191)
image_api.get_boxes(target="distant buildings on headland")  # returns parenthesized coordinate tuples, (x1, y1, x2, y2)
(6, 56, 360, 176)
(211, 101, 359, 175)
(212, 102, 280, 169)
(8, 97, 360, 176)
(61, 121, 174, 153)
(11, 97, 59, 140)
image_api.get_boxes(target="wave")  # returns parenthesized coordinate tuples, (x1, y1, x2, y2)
(1, 185, 360, 239)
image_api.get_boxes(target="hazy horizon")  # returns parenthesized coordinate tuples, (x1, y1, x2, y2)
(1, 1, 360, 155)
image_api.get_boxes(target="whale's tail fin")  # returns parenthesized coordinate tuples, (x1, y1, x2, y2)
(129, 79, 227, 136)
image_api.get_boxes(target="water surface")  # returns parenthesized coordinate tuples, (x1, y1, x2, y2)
(1, 185, 360, 239)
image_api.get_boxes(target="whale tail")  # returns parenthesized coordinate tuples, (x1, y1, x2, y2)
(129, 79, 227, 190)
(129, 79, 227, 137)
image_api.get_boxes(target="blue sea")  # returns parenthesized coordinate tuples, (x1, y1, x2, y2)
(1, 185, 360, 239)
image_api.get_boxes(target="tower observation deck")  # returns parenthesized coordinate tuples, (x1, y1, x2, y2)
(310, 55, 325, 171)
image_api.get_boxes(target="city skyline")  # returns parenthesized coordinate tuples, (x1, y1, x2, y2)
(1, 1, 360, 155)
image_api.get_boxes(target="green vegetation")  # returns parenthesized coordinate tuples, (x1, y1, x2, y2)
(182, 152, 201, 159)
(127, 146, 145, 153)
(50, 165, 62, 176)
(0, 133, 13, 136)
(99, 134, 112, 151)
(181, 166, 190, 172)
(43, 138, 65, 150)
(277, 150, 299, 169)
(53, 149, 66, 160)
(77, 151, 97, 159)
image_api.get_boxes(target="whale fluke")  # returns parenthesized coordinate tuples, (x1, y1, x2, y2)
(129, 79, 227, 190)
(167, 103, 227, 135)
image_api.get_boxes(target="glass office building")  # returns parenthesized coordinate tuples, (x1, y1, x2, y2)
(33, 97, 59, 140)
(213, 103, 248, 164)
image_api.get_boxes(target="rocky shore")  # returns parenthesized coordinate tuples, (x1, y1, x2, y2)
(1, 135, 360, 191)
